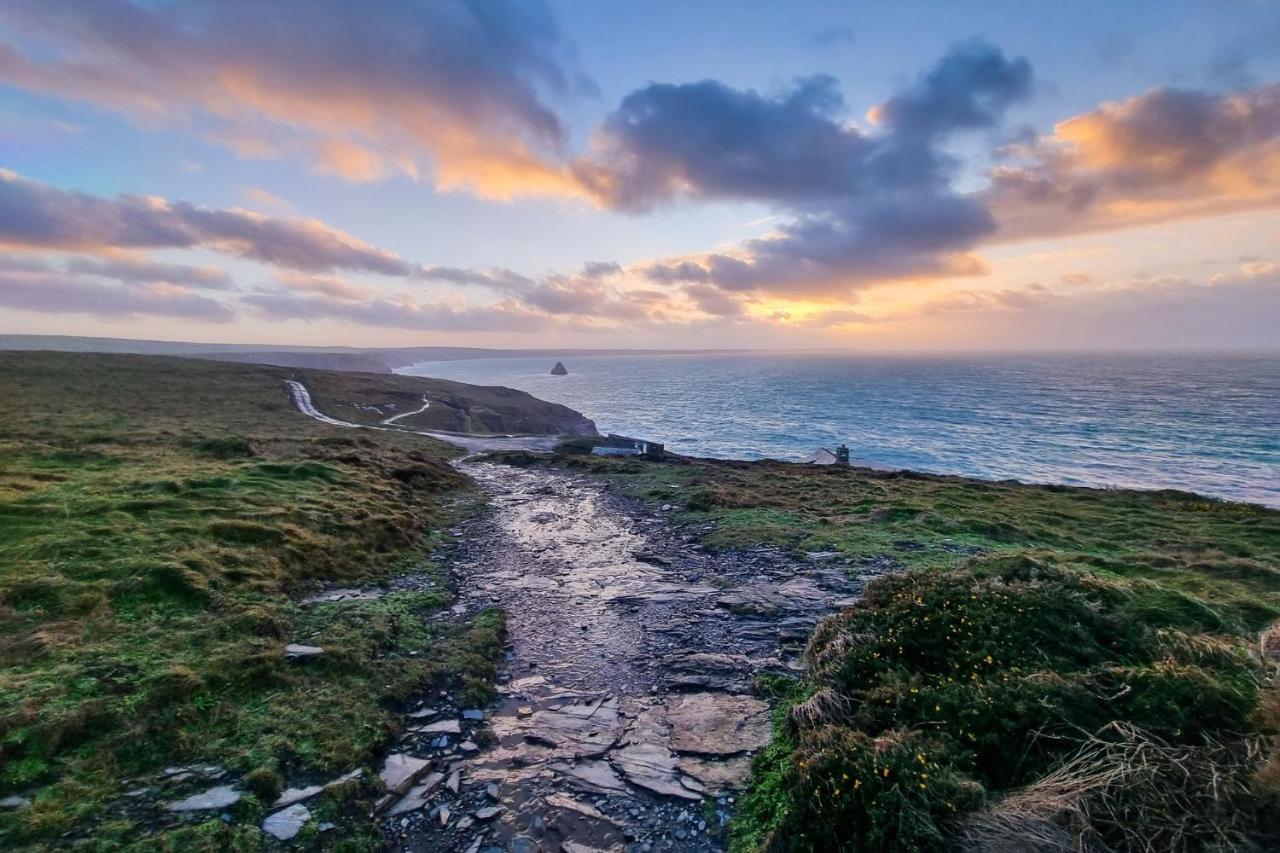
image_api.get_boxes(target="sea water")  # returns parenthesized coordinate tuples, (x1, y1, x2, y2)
(400, 352, 1280, 507)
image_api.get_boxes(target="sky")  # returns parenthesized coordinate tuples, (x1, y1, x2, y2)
(1, 0, 1278, 351)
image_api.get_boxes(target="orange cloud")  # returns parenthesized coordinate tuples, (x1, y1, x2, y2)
(0, 2, 588, 200)
(987, 83, 1280, 241)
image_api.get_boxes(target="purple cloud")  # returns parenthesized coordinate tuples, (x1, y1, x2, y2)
(583, 40, 1032, 297)
(0, 270, 234, 321)
(0, 171, 416, 275)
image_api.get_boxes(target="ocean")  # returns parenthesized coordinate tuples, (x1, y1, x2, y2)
(399, 353, 1280, 508)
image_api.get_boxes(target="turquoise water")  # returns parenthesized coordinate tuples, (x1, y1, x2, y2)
(400, 353, 1280, 507)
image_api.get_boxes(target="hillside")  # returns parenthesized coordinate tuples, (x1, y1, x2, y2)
(0, 353, 591, 848)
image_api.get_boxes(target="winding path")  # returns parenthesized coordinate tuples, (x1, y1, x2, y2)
(285, 380, 561, 454)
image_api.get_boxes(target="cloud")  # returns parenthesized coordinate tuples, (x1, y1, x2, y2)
(581, 40, 1032, 297)
(580, 260, 622, 280)
(418, 265, 535, 290)
(0, 269, 234, 321)
(273, 270, 371, 301)
(915, 283, 1054, 315)
(682, 284, 746, 317)
(241, 291, 547, 332)
(987, 83, 1280, 241)
(0, 170, 418, 275)
(0, 0, 587, 198)
(798, 308, 873, 328)
(902, 263, 1279, 350)
(64, 256, 233, 290)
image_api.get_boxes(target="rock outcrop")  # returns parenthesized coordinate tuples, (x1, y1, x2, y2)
(550, 361, 569, 376)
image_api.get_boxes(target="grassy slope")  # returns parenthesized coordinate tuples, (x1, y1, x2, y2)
(301, 369, 597, 436)
(0, 353, 507, 848)
(537, 451, 1280, 851)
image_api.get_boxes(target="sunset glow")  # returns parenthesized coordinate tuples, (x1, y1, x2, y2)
(1, 0, 1277, 350)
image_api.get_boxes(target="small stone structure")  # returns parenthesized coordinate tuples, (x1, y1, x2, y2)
(811, 444, 851, 466)
(591, 433, 665, 459)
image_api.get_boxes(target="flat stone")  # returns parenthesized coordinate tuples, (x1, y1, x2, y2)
(438, 804, 451, 826)
(273, 783, 323, 809)
(284, 643, 325, 658)
(420, 719, 462, 735)
(665, 693, 771, 756)
(524, 697, 622, 757)
(387, 772, 445, 816)
(446, 769, 462, 794)
(562, 843, 618, 853)
(676, 754, 755, 794)
(262, 803, 311, 840)
(462, 709, 485, 721)
(609, 742, 700, 801)
(273, 769, 362, 808)
(0, 795, 30, 809)
(663, 651, 750, 692)
(379, 754, 430, 795)
(407, 707, 439, 719)
(545, 793, 619, 826)
(474, 805, 502, 820)
(272, 769, 360, 810)
(506, 675, 548, 692)
(550, 759, 627, 795)
(165, 784, 242, 812)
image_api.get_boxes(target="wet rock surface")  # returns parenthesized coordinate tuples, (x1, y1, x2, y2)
(388, 461, 885, 852)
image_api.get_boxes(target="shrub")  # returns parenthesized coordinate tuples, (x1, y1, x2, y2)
(737, 555, 1270, 851)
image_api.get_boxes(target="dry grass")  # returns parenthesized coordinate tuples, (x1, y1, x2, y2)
(957, 722, 1264, 853)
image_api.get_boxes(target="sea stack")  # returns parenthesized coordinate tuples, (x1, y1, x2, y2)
(551, 361, 568, 376)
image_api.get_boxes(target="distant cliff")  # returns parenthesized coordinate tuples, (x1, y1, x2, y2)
(299, 369, 598, 437)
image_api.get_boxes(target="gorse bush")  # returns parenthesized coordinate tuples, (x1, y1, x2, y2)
(737, 556, 1272, 851)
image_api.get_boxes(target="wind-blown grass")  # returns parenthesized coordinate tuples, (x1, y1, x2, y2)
(0, 353, 507, 847)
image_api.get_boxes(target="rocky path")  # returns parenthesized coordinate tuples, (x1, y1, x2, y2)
(284, 380, 883, 850)
(384, 461, 882, 853)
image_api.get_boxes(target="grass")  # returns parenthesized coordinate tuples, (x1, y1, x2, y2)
(511, 450, 1280, 851)
(0, 352, 511, 848)
(301, 368, 596, 435)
